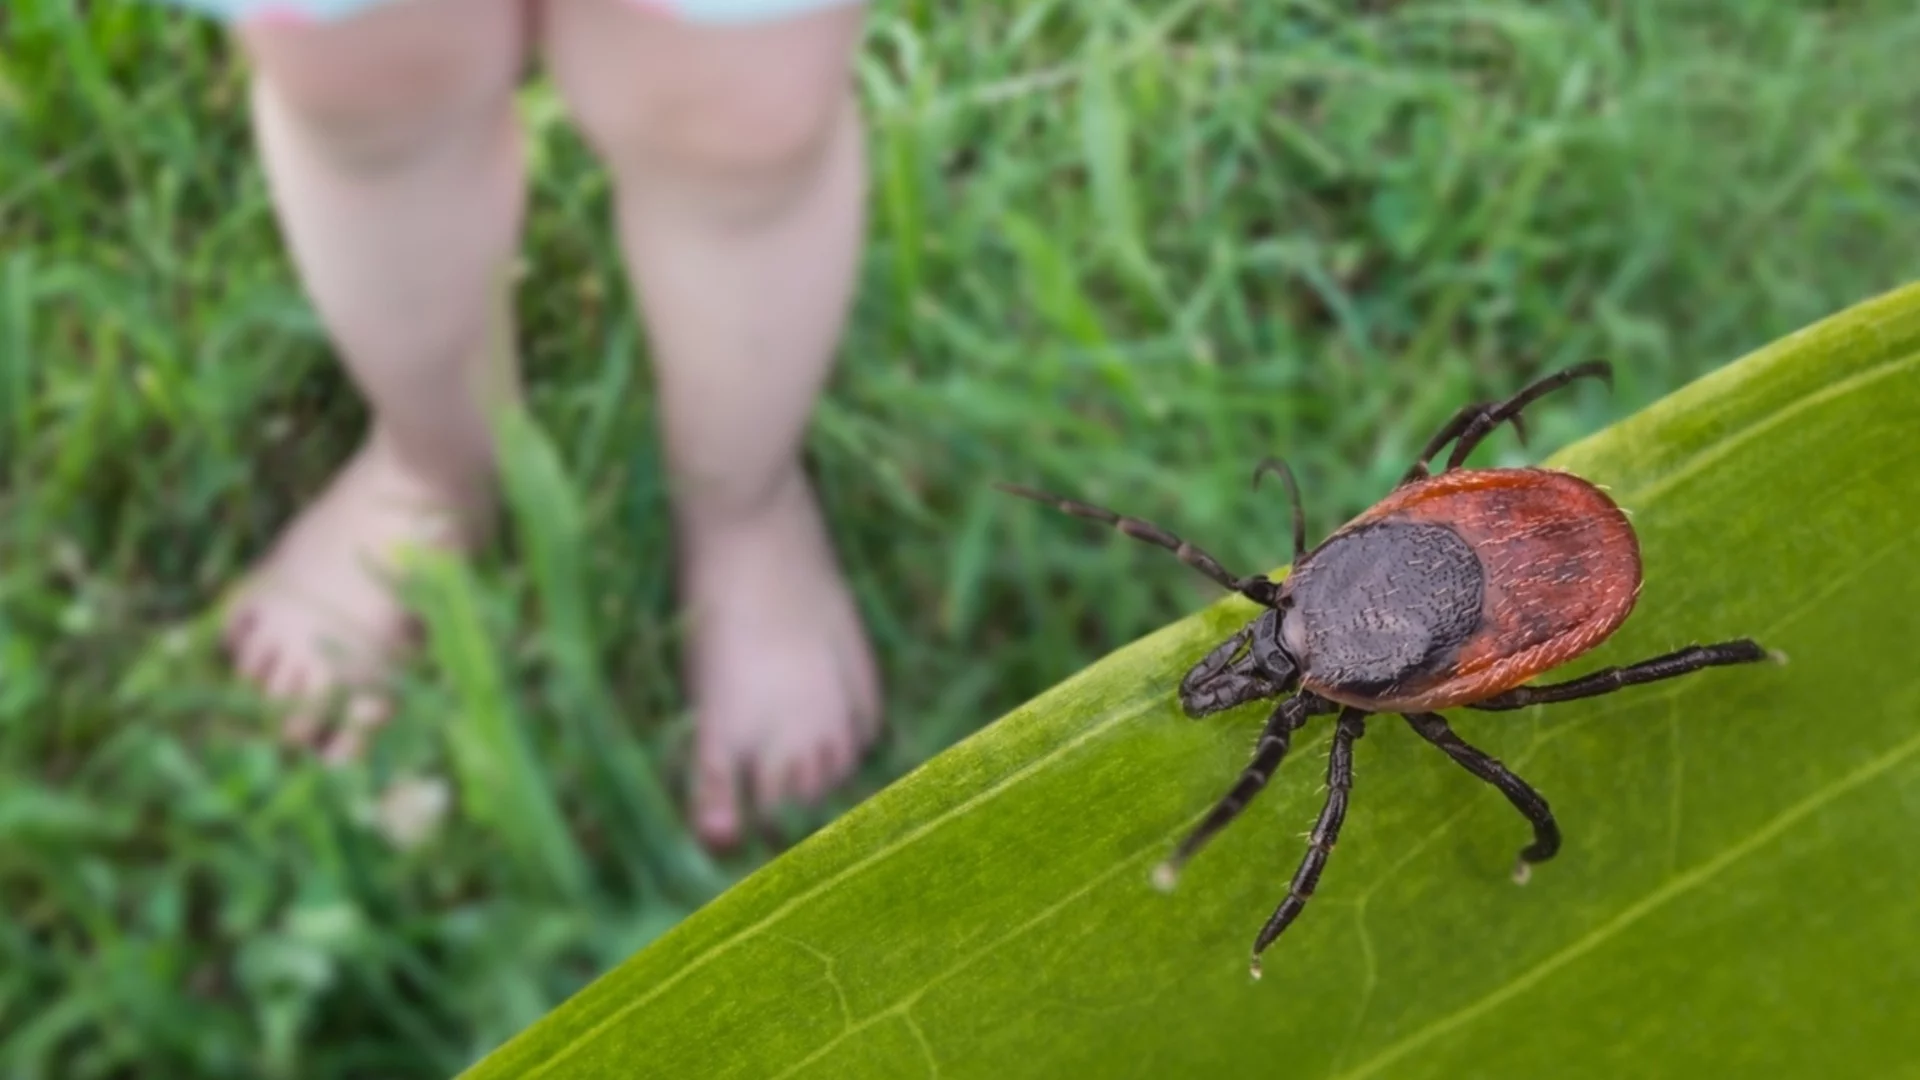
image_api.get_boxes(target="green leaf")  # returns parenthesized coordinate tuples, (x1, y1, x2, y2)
(463, 282, 1920, 1078)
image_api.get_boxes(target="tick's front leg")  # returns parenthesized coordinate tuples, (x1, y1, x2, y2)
(1155, 692, 1336, 891)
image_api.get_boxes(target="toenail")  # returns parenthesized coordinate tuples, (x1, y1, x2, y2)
(223, 609, 258, 649)
(246, 647, 283, 689)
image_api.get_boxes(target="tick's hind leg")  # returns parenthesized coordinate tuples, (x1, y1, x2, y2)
(1404, 712, 1559, 883)
(1468, 639, 1773, 711)
(1401, 361, 1613, 485)
(1442, 360, 1613, 472)
(1249, 707, 1367, 977)
(994, 482, 1280, 606)
(1399, 401, 1528, 487)
(1154, 692, 1332, 891)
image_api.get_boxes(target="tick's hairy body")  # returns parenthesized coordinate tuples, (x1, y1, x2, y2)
(1288, 467, 1641, 712)
(998, 362, 1775, 977)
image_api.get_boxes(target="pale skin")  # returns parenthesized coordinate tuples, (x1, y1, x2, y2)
(224, 0, 881, 847)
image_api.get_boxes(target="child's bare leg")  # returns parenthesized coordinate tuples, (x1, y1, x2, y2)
(545, 0, 878, 846)
(228, 0, 528, 760)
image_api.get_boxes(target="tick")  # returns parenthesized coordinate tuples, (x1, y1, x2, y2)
(998, 361, 1776, 976)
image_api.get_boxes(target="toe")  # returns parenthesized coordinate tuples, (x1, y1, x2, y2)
(280, 685, 327, 748)
(817, 737, 851, 793)
(787, 751, 824, 806)
(320, 691, 390, 765)
(256, 648, 325, 745)
(751, 749, 788, 822)
(691, 749, 744, 849)
(222, 605, 259, 655)
(265, 651, 312, 703)
(236, 633, 280, 690)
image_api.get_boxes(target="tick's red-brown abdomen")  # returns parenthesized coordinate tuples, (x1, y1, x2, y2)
(1306, 467, 1642, 711)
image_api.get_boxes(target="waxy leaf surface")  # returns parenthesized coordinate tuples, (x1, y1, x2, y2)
(467, 283, 1920, 1079)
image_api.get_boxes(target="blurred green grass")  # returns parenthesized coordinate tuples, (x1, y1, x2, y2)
(3, 0, 1918, 1077)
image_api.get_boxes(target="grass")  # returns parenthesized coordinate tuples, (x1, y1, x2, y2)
(3, 0, 1919, 1076)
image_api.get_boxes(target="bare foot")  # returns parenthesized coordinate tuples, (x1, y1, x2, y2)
(682, 468, 882, 847)
(223, 431, 486, 762)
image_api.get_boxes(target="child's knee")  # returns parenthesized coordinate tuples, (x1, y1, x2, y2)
(656, 79, 851, 188)
(550, 6, 863, 195)
(239, 0, 525, 172)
